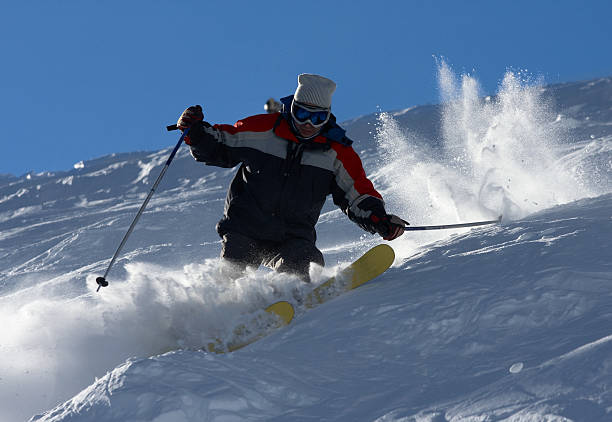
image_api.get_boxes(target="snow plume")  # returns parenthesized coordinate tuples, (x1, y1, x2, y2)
(371, 112, 457, 255)
(0, 261, 302, 421)
(376, 60, 593, 234)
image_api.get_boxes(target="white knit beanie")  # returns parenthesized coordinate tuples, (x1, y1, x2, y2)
(294, 74, 336, 109)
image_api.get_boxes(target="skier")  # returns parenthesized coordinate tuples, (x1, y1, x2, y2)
(176, 74, 405, 281)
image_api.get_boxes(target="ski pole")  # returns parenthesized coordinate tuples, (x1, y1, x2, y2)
(95, 126, 189, 292)
(401, 215, 502, 231)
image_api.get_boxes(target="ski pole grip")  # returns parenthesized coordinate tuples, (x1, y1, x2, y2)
(167, 124, 179, 131)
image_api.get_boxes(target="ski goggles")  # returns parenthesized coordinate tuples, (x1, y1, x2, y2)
(290, 101, 331, 127)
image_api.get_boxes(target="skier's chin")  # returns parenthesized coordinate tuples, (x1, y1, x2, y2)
(295, 123, 320, 139)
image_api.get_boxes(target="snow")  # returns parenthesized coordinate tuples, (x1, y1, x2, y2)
(1, 66, 611, 421)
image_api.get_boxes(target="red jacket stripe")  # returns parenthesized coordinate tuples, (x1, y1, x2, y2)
(331, 143, 383, 200)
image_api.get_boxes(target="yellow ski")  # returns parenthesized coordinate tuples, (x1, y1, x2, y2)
(304, 244, 395, 308)
(206, 301, 294, 354)
(206, 244, 394, 353)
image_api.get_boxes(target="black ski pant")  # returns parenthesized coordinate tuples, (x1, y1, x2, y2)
(220, 231, 324, 282)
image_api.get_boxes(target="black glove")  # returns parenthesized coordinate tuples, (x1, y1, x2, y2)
(177, 105, 204, 130)
(350, 196, 406, 241)
(177, 105, 204, 145)
(369, 213, 406, 241)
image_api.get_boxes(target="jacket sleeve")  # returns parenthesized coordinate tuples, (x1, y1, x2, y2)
(186, 121, 244, 168)
(330, 144, 387, 231)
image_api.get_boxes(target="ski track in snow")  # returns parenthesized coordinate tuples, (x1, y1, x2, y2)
(1, 73, 611, 421)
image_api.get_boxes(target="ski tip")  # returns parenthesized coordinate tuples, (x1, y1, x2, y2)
(372, 243, 395, 262)
(265, 301, 295, 325)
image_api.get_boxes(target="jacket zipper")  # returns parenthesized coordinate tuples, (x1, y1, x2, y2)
(276, 142, 304, 219)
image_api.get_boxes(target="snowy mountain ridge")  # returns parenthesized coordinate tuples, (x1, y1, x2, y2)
(1, 68, 611, 421)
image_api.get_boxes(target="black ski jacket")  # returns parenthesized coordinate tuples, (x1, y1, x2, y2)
(187, 102, 386, 243)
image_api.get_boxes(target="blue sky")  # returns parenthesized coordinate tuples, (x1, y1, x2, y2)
(1, 0, 611, 176)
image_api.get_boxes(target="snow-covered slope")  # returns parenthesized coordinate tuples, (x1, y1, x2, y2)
(1, 68, 610, 421)
(29, 194, 612, 422)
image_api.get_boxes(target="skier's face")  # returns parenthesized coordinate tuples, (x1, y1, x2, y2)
(290, 100, 330, 139)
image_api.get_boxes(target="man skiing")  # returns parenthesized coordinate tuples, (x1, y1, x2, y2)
(177, 74, 405, 281)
